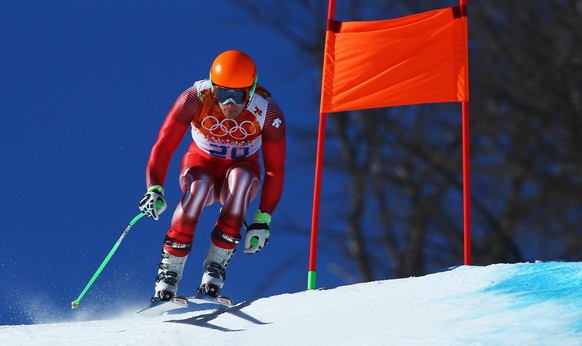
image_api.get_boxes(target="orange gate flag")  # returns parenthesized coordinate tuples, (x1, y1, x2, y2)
(320, 6, 469, 113)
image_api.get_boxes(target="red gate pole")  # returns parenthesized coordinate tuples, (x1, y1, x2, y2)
(308, 0, 336, 290)
(460, 0, 471, 265)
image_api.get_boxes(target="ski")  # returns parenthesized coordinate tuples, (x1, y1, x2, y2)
(186, 294, 233, 306)
(137, 296, 189, 317)
(137, 294, 233, 317)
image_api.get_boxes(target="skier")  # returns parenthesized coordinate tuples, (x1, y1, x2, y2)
(138, 50, 286, 302)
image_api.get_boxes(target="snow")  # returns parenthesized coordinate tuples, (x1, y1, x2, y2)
(1, 261, 581, 345)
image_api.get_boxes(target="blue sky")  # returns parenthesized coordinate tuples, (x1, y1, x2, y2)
(0, 1, 347, 324)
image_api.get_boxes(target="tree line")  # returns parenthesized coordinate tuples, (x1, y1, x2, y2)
(230, 0, 582, 282)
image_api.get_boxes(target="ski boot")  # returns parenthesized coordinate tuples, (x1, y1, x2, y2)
(152, 249, 188, 302)
(198, 242, 235, 297)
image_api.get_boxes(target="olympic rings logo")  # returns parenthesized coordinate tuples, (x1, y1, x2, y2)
(200, 116, 257, 140)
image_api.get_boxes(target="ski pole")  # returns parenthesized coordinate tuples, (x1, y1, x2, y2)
(71, 212, 145, 309)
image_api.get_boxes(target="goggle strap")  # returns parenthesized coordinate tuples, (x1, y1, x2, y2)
(248, 74, 258, 98)
(209, 72, 215, 93)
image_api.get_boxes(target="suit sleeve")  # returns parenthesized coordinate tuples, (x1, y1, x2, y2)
(258, 97, 286, 216)
(146, 88, 199, 188)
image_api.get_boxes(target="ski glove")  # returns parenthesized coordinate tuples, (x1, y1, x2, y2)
(244, 210, 271, 254)
(139, 185, 167, 220)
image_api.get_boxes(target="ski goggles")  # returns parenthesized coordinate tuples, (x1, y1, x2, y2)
(214, 87, 248, 105)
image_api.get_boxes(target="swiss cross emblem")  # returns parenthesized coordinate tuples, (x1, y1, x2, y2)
(253, 106, 263, 116)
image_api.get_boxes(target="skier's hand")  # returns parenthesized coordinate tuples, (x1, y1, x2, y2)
(244, 210, 271, 254)
(139, 185, 167, 220)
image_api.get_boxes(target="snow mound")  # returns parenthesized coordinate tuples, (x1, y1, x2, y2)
(1, 261, 581, 345)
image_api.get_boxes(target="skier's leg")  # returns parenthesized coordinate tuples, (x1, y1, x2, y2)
(199, 162, 260, 296)
(153, 166, 216, 301)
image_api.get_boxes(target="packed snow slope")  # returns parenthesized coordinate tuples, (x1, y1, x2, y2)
(1, 261, 581, 345)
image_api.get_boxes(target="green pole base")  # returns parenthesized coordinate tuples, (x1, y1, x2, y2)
(307, 271, 317, 290)
(71, 300, 80, 309)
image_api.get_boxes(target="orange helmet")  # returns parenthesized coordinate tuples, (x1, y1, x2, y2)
(209, 50, 258, 89)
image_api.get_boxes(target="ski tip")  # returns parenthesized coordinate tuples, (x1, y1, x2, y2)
(216, 296, 233, 306)
(188, 294, 233, 306)
(71, 300, 80, 309)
